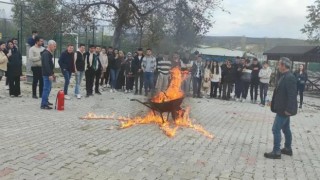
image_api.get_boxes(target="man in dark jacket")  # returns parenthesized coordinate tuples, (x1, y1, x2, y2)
(7, 40, 22, 97)
(125, 52, 135, 93)
(250, 58, 261, 103)
(41, 40, 56, 110)
(58, 44, 74, 100)
(265, 57, 297, 159)
(85, 45, 102, 97)
(222, 60, 234, 100)
(132, 48, 144, 95)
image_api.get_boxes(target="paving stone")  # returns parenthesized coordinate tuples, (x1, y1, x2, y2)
(0, 81, 319, 179)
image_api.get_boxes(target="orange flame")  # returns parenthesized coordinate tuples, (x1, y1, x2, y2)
(152, 67, 184, 103)
(80, 67, 214, 139)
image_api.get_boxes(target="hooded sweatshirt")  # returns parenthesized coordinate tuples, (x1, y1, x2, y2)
(259, 67, 272, 84)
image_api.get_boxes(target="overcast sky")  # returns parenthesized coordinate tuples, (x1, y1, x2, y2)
(209, 0, 314, 39)
(0, 0, 314, 39)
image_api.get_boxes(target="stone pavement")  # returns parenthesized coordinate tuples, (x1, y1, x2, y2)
(0, 79, 320, 180)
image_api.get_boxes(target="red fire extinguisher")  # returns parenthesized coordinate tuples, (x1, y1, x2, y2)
(55, 90, 65, 111)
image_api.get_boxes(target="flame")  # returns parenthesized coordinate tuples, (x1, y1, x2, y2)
(152, 67, 184, 103)
(80, 67, 214, 139)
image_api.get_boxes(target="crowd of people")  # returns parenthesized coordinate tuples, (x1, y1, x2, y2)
(0, 31, 309, 110)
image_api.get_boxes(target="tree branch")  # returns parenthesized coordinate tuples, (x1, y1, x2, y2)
(129, 0, 171, 17)
(80, 1, 119, 13)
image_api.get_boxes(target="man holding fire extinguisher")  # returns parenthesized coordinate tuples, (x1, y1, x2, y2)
(40, 40, 56, 110)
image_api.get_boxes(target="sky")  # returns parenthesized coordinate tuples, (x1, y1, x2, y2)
(0, 0, 315, 39)
(209, 0, 314, 39)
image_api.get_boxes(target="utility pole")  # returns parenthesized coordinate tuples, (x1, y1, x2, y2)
(101, 26, 104, 46)
(92, 19, 95, 45)
(20, 3, 23, 53)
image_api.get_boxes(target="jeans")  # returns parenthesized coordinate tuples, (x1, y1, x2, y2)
(74, 71, 84, 95)
(134, 72, 144, 93)
(41, 76, 52, 107)
(110, 69, 119, 89)
(260, 82, 269, 105)
(192, 76, 202, 97)
(32, 67, 43, 96)
(272, 114, 292, 153)
(250, 82, 259, 101)
(144, 72, 154, 92)
(297, 84, 305, 106)
(210, 82, 219, 98)
(242, 81, 250, 99)
(235, 80, 243, 98)
(62, 70, 72, 95)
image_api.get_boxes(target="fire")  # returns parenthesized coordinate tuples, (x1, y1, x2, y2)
(80, 67, 214, 139)
(152, 67, 184, 103)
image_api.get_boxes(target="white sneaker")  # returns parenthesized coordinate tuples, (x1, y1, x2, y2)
(235, 98, 239, 102)
(107, 84, 111, 88)
(5, 85, 9, 90)
(103, 85, 107, 88)
(125, 90, 128, 93)
(110, 89, 113, 93)
(77, 94, 81, 99)
(65, 95, 71, 100)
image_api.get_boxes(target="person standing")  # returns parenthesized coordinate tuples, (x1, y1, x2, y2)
(133, 48, 144, 95)
(210, 61, 222, 98)
(93, 47, 103, 95)
(155, 52, 172, 92)
(40, 40, 56, 110)
(265, 57, 297, 159)
(74, 44, 86, 99)
(240, 59, 252, 102)
(109, 49, 121, 92)
(116, 51, 126, 91)
(171, 52, 181, 68)
(250, 58, 261, 104)
(29, 36, 45, 99)
(234, 56, 242, 100)
(259, 61, 272, 106)
(294, 64, 308, 109)
(58, 44, 75, 100)
(7, 40, 22, 97)
(181, 53, 193, 96)
(203, 60, 211, 98)
(125, 52, 135, 93)
(0, 41, 8, 85)
(99, 46, 109, 89)
(141, 48, 156, 96)
(85, 45, 97, 97)
(222, 60, 234, 100)
(191, 56, 204, 98)
(105, 46, 114, 88)
(27, 30, 38, 47)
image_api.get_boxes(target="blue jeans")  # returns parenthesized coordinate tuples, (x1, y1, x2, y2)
(110, 69, 119, 89)
(74, 71, 84, 95)
(235, 80, 243, 98)
(63, 70, 72, 95)
(272, 114, 292, 153)
(41, 76, 52, 107)
(144, 72, 154, 91)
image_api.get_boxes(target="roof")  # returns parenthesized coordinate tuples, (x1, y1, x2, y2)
(263, 46, 317, 55)
(194, 47, 248, 58)
(263, 46, 320, 62)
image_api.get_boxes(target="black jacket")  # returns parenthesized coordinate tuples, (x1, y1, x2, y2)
(41, 49, 54, 76)
(125, 59, 134, 76)
(271, 71, 298, 116)
(222, 65, 235, 83)
(75, 51, 86, 72)
(85, 52, 102, 72)
(7, 48, 22, 77)
(294, 71, 308, 85)
(58, 50, 74, 72)
(250, 63, 261, 83)
(132, 55, 144, 74)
